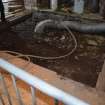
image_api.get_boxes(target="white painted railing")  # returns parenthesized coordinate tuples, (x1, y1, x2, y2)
(0, 59, 89, 105)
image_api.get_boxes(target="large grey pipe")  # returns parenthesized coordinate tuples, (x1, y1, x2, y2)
(35, 19, 105, 34)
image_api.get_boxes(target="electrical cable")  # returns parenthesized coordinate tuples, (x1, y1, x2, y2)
(0, 21, 77, 60)
(0, 51, 31, 70)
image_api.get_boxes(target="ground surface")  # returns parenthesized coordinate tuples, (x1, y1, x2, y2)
(0, 17, 105, 87)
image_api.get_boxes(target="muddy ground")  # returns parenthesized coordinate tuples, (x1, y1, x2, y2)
(0, 18, 105, 87)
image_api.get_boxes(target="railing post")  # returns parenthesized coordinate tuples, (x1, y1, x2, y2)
(0, 95, 5, 105)
(31, 87, 36, 105)
(11, 75, 24, 105)
(0, 75, 12, 105)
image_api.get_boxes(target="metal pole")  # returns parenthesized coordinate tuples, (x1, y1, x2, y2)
(11, 75, 24, 105)
(0, 75, 12, 105)
(31, 87, 36, 105)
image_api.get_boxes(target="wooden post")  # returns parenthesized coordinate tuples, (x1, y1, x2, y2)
(100, 0, 105, 18)
(24, 0, 37, 10)
(89, 0, 99, 13)
(96, 60, 105, 91)
(32, 0, 37, 10)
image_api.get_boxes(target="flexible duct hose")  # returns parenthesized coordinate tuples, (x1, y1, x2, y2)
(35, 19, 105, 34)
(0, 22, 77, 60)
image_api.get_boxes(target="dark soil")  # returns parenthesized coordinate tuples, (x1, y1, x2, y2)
(0, 18, 105, 87)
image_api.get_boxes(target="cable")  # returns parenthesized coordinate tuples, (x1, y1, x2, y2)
(0, 51, 31, 70)
(0, 21, 77, 60)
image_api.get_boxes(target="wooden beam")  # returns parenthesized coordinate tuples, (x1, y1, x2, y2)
(24, 0, 37, 10)
(96, 60, 105, 91)
(51, 0, 58, 11)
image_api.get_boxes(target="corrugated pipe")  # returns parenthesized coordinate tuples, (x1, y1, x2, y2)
(35, 19, 105, 34)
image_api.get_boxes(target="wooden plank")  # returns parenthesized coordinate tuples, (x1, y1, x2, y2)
(96, 60, 105, 91)
(0, 52, 105, 105)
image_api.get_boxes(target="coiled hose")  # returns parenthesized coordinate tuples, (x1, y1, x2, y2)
(0, 21, 77, 60)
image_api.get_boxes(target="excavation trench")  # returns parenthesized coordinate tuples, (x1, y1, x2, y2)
(0, 11, 105, 87)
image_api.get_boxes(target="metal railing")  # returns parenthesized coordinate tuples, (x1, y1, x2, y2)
(0, 58, 89, 105)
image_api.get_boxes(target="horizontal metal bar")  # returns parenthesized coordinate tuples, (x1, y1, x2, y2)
(0, 59, 89, 105)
